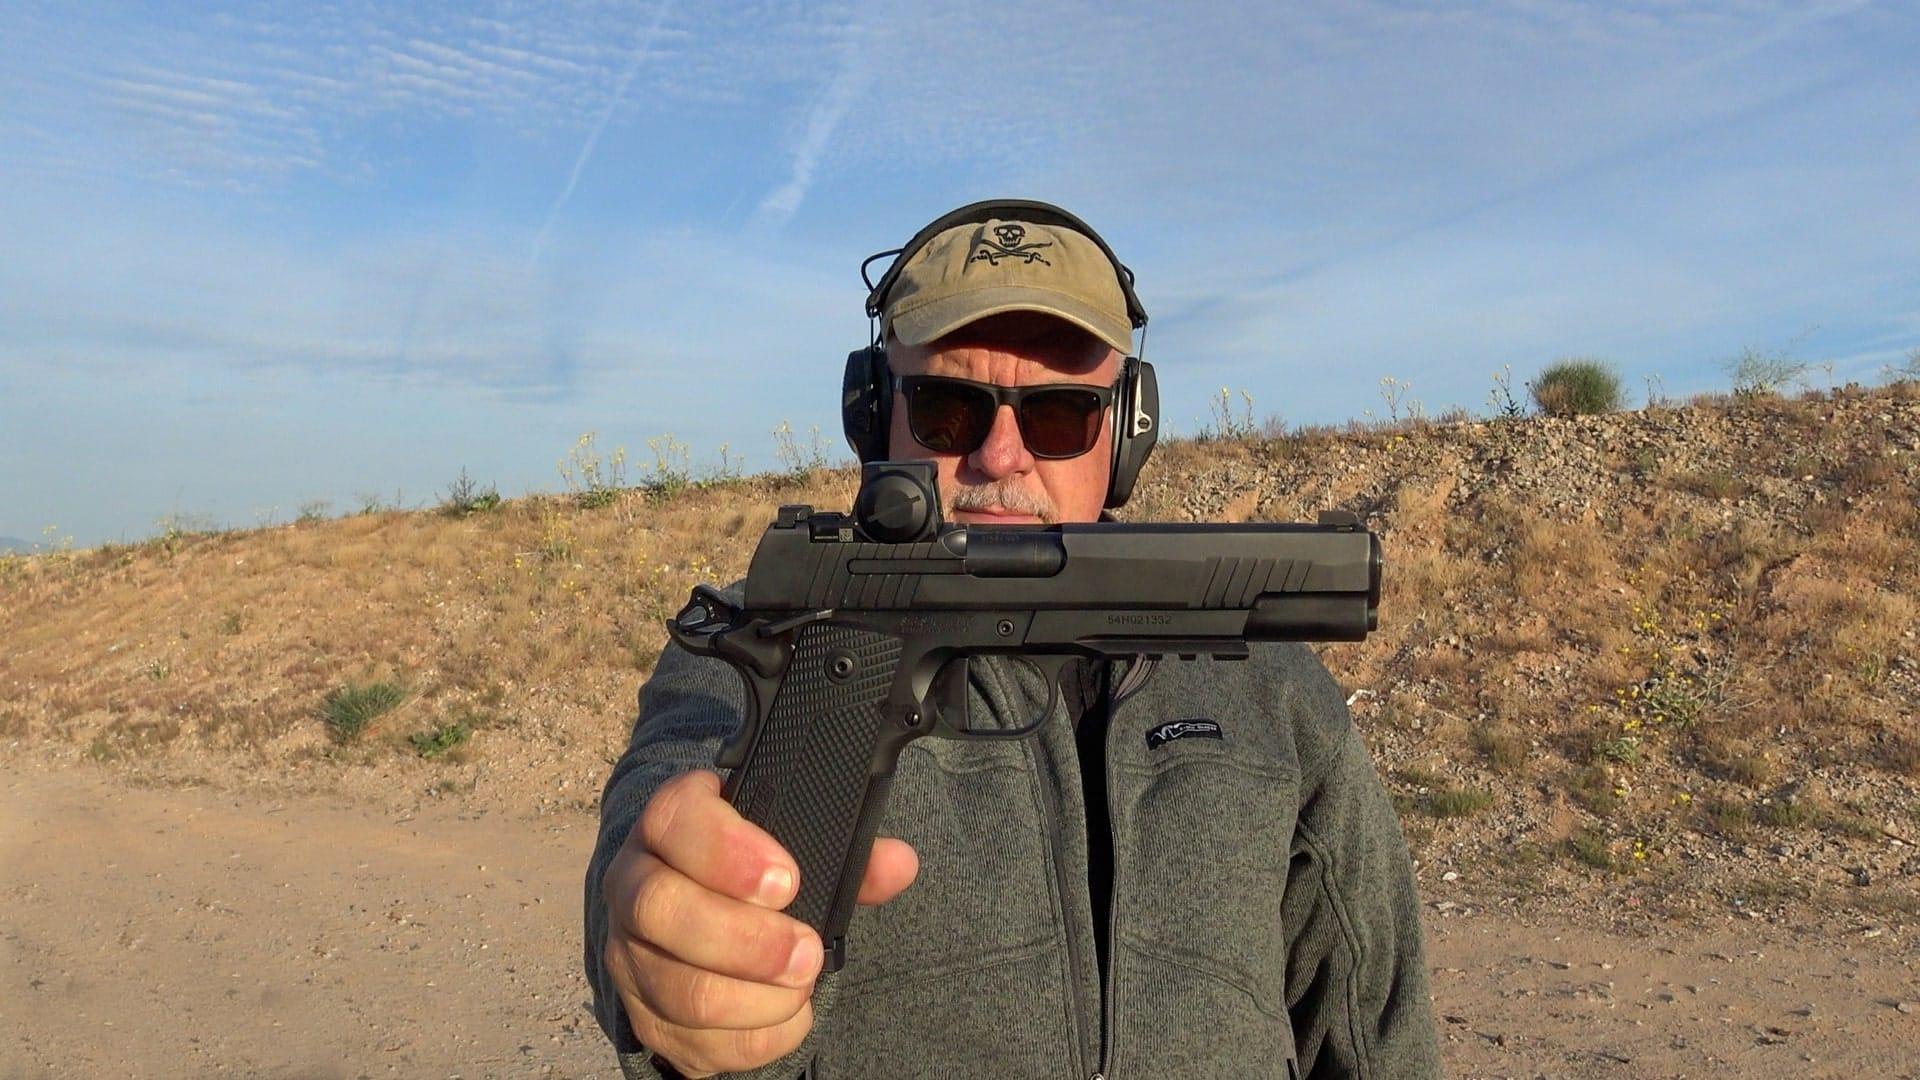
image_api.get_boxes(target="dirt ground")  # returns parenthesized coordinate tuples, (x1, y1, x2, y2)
(3, 762, 1915, 1079)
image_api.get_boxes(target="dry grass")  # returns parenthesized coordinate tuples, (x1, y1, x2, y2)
(1875, 734, 1920, 778)
(0, 467, 857, 765)
(1515, 515, 1614, 598)
(1692, 734, 1774, 787)
(1470, 723, 1529, 773)
(1664, 466, 1748, 501)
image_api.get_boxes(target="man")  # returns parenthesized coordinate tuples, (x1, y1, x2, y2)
(585, 201, 1439, 1078)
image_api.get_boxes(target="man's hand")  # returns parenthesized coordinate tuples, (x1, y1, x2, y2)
(603, 770, 919, 1078)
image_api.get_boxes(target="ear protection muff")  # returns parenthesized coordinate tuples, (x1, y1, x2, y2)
(841, 198, 1159, 510)
(1107, 355, 1158, 508)
(840, 343, 892, 465)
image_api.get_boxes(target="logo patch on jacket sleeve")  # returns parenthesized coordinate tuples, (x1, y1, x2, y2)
(1146, 719, 1222, 750)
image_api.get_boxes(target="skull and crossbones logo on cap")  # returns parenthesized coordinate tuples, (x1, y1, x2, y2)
(969, 221, 1053, 266)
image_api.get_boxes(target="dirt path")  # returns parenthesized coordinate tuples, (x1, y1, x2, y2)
(1, 763, 608, 1078)
(3, 764, 1916, 1079)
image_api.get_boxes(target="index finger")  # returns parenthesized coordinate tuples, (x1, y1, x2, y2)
(637, 770, 799, 909)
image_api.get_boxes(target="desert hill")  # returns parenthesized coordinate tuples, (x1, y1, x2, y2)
(3, 382, 1916, 931)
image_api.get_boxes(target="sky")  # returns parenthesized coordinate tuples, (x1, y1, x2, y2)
(3, 1, 1917, 548)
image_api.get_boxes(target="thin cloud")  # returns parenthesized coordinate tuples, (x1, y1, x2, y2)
(757, 19, 873, 225)
(530, 5, 673, 266)
(5, 1, 732, 191)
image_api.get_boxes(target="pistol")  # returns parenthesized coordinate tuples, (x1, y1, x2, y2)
(666, 461, 1381, 971)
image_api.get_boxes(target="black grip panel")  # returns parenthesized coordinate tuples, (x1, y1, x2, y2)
(721, 623, 905, 970)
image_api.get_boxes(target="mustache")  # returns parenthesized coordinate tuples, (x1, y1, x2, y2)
(947, 480, 1056, 523)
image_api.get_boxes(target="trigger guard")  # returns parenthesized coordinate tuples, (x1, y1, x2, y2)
(939, 653, 1072, 741)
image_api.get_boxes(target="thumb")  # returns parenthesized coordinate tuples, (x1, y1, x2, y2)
(855, 837, 919, 906)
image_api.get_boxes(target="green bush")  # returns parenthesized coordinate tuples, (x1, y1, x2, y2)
(410, 719, 472, 759)
(320, 681, 408, 743)
(1529, 358, 1623, 417)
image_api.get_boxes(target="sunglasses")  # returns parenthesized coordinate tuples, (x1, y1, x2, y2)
(898, 374, 1116, 459)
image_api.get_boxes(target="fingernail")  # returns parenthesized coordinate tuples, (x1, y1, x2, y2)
(785, 936, 818, 982)
(755, 866, 793, 907)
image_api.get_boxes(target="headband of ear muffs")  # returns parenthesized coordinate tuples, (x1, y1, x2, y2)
(840, 198, 1159, 510)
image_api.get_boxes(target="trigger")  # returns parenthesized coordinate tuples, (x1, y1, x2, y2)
(930, 656, 970, 733)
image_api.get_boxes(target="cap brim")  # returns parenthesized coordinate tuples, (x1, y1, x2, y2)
(888, 285, 1134, 354)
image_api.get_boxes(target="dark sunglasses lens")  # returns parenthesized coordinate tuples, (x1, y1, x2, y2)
(1019, 388, 1105, 457)
(909, 380, 995, 453)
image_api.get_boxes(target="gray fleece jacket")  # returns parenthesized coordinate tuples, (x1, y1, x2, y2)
(584, 627, 1439, 1079)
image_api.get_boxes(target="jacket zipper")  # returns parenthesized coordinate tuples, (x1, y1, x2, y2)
(1028, 735, 1096, 1080)
(1093, 746, 1120, 1080)
(1093, 655, 1153, 1080)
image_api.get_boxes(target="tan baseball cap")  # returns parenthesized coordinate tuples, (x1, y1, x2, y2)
(882, 217, 1135, 353)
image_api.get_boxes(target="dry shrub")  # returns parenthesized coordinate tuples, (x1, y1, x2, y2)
(1287, 423, 1345, 448)
(1579, 621, 1640, 695)
(1702, 797, 1752, 837)
(198, 702, 291, 750)
(1568, 827, 1614, 871)
(1634, 502, 1722, 587)
(1470, 723, 1528, 772)
(1478, 674, 1543, 729)
(1874, 733, 1920, 778)
(1798, 496, 1851, 535)
(1761, 569, 1911, 681)
(1567, 762, 1619, 817)
(1135, 437, 1248, 497)
(1754, 792, 1814, 829)
(1795, 685, 1872, 737)
(1409, 646, 1470, 685)
(1692, 732, 1773, 787)
(1825, 522, 1913, 582)
(87, 717, 183, 761)
(1832, 453, 1900, 495)
(1697, 518, 1786, 595)
(1486, 620, 1554, 654)
(1665, 467, 1748, 501)
(1390, 548, 1474, 611)
(1510, 516, 1612, 598)
(1891, 496, 1920, 550)
(1381, 480, 1461, 601)
(1425, 786, 1495, 818)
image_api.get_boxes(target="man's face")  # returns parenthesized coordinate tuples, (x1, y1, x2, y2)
(885, 312, 1120, 525)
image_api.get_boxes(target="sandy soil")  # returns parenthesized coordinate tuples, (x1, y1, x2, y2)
(3, 762, 1916, 1079)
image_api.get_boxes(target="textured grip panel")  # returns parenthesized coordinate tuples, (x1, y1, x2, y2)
(723, 624, 903, 943)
